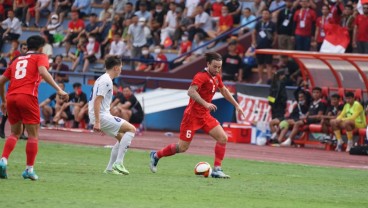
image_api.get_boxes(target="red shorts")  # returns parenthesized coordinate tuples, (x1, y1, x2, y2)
(179, 113, 220, 142)
(7, 94, 40, 125)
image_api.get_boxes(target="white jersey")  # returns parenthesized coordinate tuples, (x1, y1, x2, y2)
(88, 73, 113, 123)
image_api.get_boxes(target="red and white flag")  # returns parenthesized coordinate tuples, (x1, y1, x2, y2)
(357, 0, 368, 14)
(320, 23, 350, 53)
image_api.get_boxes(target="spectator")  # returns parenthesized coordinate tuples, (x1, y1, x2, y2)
(99, 0, 114, 22)
(353, 3, 368, 54)
(250, 0, 267, 16)
(78, 13, 101, 41)
(62, 83, 87, 128)
(277, 0, 295, 50)
(120, 2, 134, 20)
(52, 55, 70, 83)
(39, 82, 67, 126)
(1, 40, 20, 60)
(320, 94, 343, 134)
(242, 44, 257, 81)
(0, 55, 7, 68)
(293, 0, 317, 51)
(82, 34, 101, 72)
(221, 40, 243, 81)
(172, 7, 192, 49)
(111, 86, 144, 124)
(136, 45, 154, 71)
(153, 45, 168, 72)
(341, 5, 354, 53)
(314, 5, 333, 51)
(207, 5, 234, 49)
(25, 0, 50, 27)
(69, 34, 87, 71)
(328, 0, 344, 24)
(279, 56, 300, 86)
(226, 0, 242, 24)
(281, 87, 326, 146)
(172, 32, 192, 66)
(1, 10, 22, 41)
(240, 8, 257, 34)
(269, 69, 288, 141)
(42, 34, 53, 58)
(211, 0, 225, 21)
(128, 15, 147, 66)
(274, 91, 310, 143)
(135, 2, 151, 21)
(14, 0, 35, 26)
(64, 11, 85, 55)
(331, 91, 366, 152)
(72, 0, 92, 18)
(184, 0, 199, 18)
(270, 0, 285, 22)
(0, 0, 12, 21)
(44, 14, 63, 46)
(150, 2, 165, 45)
(160, 3, 178, 46)
(54, 0, 73, 23)
(252, 9, 277, 84)
(20, 42, 27, 54)
(107, 32, 128, 59)
(188, 4, 215, 41)
(98, 12, 113, 58)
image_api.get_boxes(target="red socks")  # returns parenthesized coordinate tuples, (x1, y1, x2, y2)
(157, 143, 177, 159)
(1, 135, 18, 159)
(26, 138, 38, 166)
(214, 142, 226, 167)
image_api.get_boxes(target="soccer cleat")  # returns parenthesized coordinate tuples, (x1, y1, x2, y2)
(112, 163, 129, 175)
(280, 138, 291, 146)
(103, 169, 123, 175)
(22, 170, 39, 180)
(149, 151, 159, 173)
(346, 140, 353, 152)
(335, 140, 343, 152)
(0, 160, 7, 179)
(211, 167, 230, 179)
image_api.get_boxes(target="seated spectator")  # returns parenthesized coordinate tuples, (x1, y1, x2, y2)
(320, 94, 343, 134)
(207, 5, 234, 48)
(281, 87, 326, 146)
(226, 0, 241, 24)
(211, 0, 225, 21)
(14, 0, 35, 26)
(107, 32, 129, 59)
(39, 82, 67, 126)
(98, 12, 113, 58)
(221, 40, 243, 81)
(25, 0, 51, 27)
(1, 10, 22, 41)
(136, 45, 154, 71)
(63, 11, 85, 55)
(240, 8, 257, 34)
(69, 34, 87, 71)
(111, 86, 144, 124)
(153, 45, 168, 72)
(160, 3, 178, 46)
(172, 7, 192, 49)
(120, 2, 134, 20)
(82, 34, 101, 72)
(42, 34, 53, 58)
(242, 44, 257, 81)
(54, 0, 73, 23)
(52, 55, 70, 83)
(188, 4, 215, 41)
(44, 14, 64, 46)
(135, 2, 151, 21)
(184, 0, 199, 19)
(150, 2, 165, 45)
(99, 0, 113, 22)
(331, 92, 366, 152)
(78, 13, 101, 42)
(172, 32, 192, 67)
(0, 0, 13, 21)
(250, 0, 267, 16)
(184, 32, 205, 63)
(272, 91, 309, 143)
(1, 40, 21, 60)
(72, 0, 91, 18)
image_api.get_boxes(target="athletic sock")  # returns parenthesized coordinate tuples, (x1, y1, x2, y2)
(26, 138, 38, 166)
(334, 130, 342, 143)
(1, 135, 18, 159)
(106, 142, 119, 170)
(0, 115, 7, 132)
(0, 157, 7, 165)
(114, 132, 134, 164)
(214, 142, 226, 167)
(26, 166, 34, 173)
(156, 143, 177, 159)
(346, 131, 353, 141)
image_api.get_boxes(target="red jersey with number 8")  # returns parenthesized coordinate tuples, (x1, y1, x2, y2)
(184, 69, 224, 117)
(3, 53, 49, 97)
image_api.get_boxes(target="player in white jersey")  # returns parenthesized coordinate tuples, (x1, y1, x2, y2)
(88, 57, 136, 175)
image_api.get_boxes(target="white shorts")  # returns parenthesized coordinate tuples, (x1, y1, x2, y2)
(100, 114, 126, 137)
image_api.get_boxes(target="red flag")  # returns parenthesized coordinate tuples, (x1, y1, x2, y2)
(163, 37, 172, 48)
(320, 23, 350, 53)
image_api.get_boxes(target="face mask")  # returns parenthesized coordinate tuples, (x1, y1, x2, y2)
(182, 36, 188, 41)
(138, 22, 145, 26)
(88, 38, 95, 43)
(154, 48, 161, 54)
(156, 9, 162, 13)
(299, 100, 305, 105)
(142, 50, 149, 55)
(216, 0, 222, 2)
(51, 19, 58, 24)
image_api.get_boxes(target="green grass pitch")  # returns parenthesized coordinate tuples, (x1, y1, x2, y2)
(0, 140, 367, 208)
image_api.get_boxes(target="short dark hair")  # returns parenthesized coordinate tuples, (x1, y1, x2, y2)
(331, 94, 340, 99)
(262, 8, 270, 13)
(105, 56, 122, 70)
(73, 82, 82, 88)
(345, 91, 354, 98)
(244, 7, 251, 12)
(126, 2, 133, 6)
(89, 13, 97, 17)
(345, 5, 353, 10)
(312, 87, 322, 92)
(205, 52, 222, 64)
(27, 35, 45, 51)
(20, 42, 27, 48)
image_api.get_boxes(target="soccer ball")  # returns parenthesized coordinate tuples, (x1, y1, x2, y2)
(194, 162, 212, 178)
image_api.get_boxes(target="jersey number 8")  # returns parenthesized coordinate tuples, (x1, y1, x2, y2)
(15, 60, 28, 80)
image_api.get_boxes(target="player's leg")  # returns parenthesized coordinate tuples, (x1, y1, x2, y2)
(277, 119, 293, 143)
(0, 114, 8, 139)
(207, 125, 230, 179)
(41, 105, 53, 124)
(269, 118, 280, 140)
(281, 120, 304, 146)
(104, 140, 122, 175)
(72, 105, 81, 128)
(331, 119, 344, 151)
(343, 120, 356, 152)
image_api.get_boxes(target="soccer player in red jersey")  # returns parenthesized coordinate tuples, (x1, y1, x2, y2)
(0, 35, 69, 180)
(149, 52, 245, 178)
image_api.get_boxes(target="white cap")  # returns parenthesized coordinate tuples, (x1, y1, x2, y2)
(330, 0, 337, 2)
(139, 17, 146, 22)
(51, 14, 58, 19)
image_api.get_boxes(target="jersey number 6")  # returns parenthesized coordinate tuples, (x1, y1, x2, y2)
(15, 60, 28, 80)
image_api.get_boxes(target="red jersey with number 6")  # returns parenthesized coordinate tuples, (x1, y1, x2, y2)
(184, 69, 224, 117)
(3, 53, 49, 97)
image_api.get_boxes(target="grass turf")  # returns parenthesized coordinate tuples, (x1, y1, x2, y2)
(0, 140, 367, 208)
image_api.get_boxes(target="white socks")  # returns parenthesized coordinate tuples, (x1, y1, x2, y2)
(114, 132, 135, 165)
(106, 142, 119, 171)
(26, 166, 33, 173)
(0, 157, 7, 165)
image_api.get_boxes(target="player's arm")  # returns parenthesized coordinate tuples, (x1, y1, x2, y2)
(188, 85, 217, 112)
(93, 95, 104, 132)
(0, 75, 9, 114)
(219, 86, 245, 118)
(39, 66, 69, 101)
